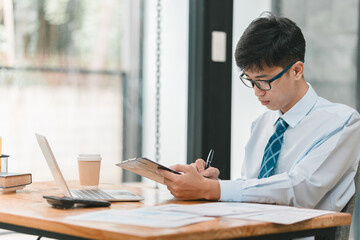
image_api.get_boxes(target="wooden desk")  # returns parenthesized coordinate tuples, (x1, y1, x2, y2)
(0, 181, 351, 240)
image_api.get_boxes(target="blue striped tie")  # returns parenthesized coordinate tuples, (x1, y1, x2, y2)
(258, 118, 289, 179)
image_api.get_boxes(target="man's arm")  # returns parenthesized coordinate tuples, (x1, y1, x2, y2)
(220, 114, 360, 210)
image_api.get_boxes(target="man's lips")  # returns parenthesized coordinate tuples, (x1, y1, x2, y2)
(259, 99, 270, 105)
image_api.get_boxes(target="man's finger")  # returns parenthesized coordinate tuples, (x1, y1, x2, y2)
(195, 158, 206, 172)
(170, 164, 191, 173)
(158, 169, 178, 181)
(202, 167, 220, 179)
(163, 175, 174, 185)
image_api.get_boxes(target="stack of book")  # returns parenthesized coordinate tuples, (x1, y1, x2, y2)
(0, 172, 32, 193)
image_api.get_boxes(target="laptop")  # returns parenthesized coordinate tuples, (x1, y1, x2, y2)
(35, 133, 143, 202)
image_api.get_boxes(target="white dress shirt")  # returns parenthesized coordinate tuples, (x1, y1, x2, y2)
(219, 84, 360, 211)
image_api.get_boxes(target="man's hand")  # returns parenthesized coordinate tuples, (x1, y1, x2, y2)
(192, 158, 220, 180)
(159, 163, 220, 201)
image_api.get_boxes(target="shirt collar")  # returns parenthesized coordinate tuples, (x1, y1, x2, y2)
(275, 83, 318, 128)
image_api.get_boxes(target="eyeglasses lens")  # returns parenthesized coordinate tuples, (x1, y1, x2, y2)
(242, 78, 254, 88)
(241, 78, 270, 91)
(256, 81, 270, 91)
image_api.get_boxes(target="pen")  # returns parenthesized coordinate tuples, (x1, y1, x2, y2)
(205, 149, 214, 169)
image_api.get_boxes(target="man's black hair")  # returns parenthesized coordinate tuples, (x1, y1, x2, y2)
(235, 12, 305, 71)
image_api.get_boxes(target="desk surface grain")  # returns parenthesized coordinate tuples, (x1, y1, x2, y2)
(0, 181, 351, 240)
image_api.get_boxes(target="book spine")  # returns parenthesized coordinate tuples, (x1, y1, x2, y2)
(0, 174, 32, 188)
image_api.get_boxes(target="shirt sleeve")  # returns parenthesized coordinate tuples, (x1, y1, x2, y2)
(219, 113, 360, 210)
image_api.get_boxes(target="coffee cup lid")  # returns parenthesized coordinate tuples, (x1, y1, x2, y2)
(77, 154, 102, 161)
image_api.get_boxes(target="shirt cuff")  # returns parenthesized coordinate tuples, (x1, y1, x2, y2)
(219, 179, 243, 202)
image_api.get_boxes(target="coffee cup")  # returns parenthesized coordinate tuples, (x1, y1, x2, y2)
(77, 154, 102, 189)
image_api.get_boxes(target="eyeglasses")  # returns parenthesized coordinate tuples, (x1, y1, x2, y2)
(239, 60, 304, 91)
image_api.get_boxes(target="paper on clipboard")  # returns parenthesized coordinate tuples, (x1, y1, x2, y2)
(116, 158, 181, 184)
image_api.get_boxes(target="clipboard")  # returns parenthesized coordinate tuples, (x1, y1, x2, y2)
(116, 158, 181, 184)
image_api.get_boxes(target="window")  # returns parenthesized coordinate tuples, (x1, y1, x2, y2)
(278, 0, 358, 108)
(0, 0, 142, 183)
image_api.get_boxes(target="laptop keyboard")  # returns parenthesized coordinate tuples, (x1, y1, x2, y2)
(71, 189, 116, 200)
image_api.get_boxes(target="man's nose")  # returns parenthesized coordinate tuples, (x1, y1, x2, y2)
(254, 85, 265, 97)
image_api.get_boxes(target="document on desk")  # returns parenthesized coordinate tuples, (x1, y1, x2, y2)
(149, 202, 335, 225)
(67, 208, 215, 228)
(225, 207, 334, 225)
(149, 202, 292, 216)
(68, 203, 335, 227)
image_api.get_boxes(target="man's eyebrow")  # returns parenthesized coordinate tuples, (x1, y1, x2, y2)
(244, 73, 269, 79)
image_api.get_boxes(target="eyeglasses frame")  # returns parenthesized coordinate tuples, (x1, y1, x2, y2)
(239, 60, 305, 91)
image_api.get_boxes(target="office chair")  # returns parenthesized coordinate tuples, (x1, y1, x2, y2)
(334, 163, 360, 240)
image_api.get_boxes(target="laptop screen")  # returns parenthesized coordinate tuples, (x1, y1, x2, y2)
(35, 133, 72, 197)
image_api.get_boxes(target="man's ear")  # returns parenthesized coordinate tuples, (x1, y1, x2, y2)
(293, 61, 304, 80)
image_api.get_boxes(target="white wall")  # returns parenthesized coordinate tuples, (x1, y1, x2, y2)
(142, 1, 189, 186)
(231, 0, 271, 179)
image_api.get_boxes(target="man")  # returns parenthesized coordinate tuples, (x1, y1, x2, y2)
(160, 12, 360, 212)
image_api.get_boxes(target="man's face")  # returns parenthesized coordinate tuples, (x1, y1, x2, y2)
(244, 64, 300, 114)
